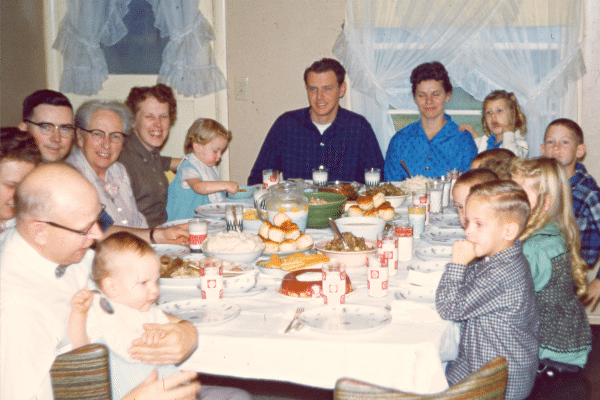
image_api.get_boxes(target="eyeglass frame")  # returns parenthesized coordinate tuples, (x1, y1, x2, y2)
(78, 127, 126, 144)
(41, 204, 106, 236)
(24, 119, 76, 138)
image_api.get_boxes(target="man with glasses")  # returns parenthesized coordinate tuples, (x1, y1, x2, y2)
(18, 90, 76, 162)
(1, 163, 203, 400)
(67, 100, 148, 228)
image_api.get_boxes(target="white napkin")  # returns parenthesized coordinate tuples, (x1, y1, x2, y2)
(407, 270, 443, 287)
(390, 299, 440, 322)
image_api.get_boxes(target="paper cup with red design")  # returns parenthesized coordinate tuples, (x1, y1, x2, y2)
(366, 254, 389, 298)
(321, 262, 346, 306)
(199, 261, 223, 300)
(262, 169, 280, 189)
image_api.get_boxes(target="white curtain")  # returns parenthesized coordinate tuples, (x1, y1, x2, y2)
(53, 0, 226, 97)
(333, 0, 585, 157)
(148, 0, 227, 97)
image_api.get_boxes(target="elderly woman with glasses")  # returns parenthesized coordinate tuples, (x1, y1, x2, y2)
(66, 100, 148, 229)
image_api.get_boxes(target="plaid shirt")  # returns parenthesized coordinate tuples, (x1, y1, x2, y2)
(570, 163, 600, 274)
(247, 107, 384, 185)
(436, 241, 539, 400)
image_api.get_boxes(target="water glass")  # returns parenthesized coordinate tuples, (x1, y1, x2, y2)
(364, 168, 381, 188)
(262, 169, 280, 189)
(189, 217, 208, 253)
(366, 254, 389, 297)
(321, 262, 346, 306)
(412, 189, 429, 225)
(200, 261, 223, 300)
(225, 205, 243, 232)
(427, 179, 444, 214)
(377, 229, 398, 276)
(393, 222, 413, 262)
(408, 205, 426, 238)
(312, 166, 329, 187)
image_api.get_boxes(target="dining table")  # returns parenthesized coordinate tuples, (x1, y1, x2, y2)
(157, 198, 463, 395)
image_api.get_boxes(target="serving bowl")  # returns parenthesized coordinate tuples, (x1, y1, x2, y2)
(224, 270, 259, 294)
(304, 192, 347, 229)
(386, 194, 409, 208)
(334, 216, 386, 242)
(314, 240, 377, 268)
(227, 185, 255, 200)
(201, 233, 265, 264)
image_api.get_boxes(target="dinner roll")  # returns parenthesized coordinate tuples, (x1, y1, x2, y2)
(356, 196, 374, 211)
(363, 208, 379, 218)
(262, 239, 279, 253)
(268, 225, 286, 243)
(347, 205, 364, 218)
(372, 192, 386, 208)
(279, 239, 298, 252)
(296, 233, 314, 250)
(377, 205, 395, 221)
(273, 212, 291, 227)
(258, 221, 272, 239)
(283, 223, 301, 240)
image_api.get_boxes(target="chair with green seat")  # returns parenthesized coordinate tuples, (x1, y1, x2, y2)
(334, 356, 507, 400)
(50, 343, 112, 400)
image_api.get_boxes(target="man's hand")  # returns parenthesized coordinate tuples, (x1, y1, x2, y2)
(154, 224, 189, 246)
(70, 286, 94, 315)
(582, 278, 600, 310)
(129, 321, 198, 365)
(122, 370, 200, 400)
(452, 240, 477, 265)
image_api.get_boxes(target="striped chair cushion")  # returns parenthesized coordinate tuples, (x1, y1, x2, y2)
(50, 343, 111, 400)
(334, 357, 507, 400)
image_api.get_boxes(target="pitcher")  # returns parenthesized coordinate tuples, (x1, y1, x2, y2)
(255, 180, 309, 231)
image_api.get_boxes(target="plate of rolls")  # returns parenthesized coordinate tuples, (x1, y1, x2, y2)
(257, 212, 314, 256)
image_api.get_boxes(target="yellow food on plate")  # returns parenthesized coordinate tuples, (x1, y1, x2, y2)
(264, 252, 329, 271)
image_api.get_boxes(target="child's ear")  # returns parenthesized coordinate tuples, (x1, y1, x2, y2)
(102, 277, 118, 299)
(503, 221, 520, 242)
(576, 143, 586, 160)
(192, 142, 202, 154)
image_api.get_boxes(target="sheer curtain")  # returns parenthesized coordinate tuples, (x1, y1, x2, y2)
(53, 0, 226, 97)
(333, 0, 585, 156)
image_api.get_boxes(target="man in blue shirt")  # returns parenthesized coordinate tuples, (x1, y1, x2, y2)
(247, 58, 384, 185)
(385, 62, 477, 181)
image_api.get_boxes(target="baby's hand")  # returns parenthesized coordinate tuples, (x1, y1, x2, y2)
(224, 181, 239, 194)
(140, 328, 168, 346)
(71, 287, 94, 315)
(452, 240, 477, 265)
(458, 124, 478, 139)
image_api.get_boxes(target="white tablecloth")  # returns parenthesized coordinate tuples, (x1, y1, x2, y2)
(160, 208, 461, 394)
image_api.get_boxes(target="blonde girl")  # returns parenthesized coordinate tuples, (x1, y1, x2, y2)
(461, 90, 529, 158)
(510, 157, 591, 398)
(166, 118, 239, 220)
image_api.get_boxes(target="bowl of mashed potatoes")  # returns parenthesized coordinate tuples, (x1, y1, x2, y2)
(201, 231, 266, 264)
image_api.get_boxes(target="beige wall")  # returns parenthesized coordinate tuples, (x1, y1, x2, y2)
(225, 0, 346, 184)
(0, 0, 47, 126)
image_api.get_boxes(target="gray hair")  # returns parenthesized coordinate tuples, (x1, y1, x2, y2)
(75, 100, 133, 134)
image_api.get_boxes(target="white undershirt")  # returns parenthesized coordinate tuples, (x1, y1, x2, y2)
(313, 122, 332, 135)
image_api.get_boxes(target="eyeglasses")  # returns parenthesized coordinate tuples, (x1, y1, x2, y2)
(79, 127, 125, 144)
(42, 205, 106, 236)
(24, 120, 76, 138)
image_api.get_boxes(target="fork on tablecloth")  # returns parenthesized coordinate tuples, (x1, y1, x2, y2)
(284, 307, 304, 333)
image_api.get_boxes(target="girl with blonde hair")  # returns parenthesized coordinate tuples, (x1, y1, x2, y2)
(510, 157, 591, 399)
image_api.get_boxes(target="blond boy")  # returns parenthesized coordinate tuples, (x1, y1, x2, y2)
(451, 168, 498, 228)
(540, 118, 600, 308)
(436, 180, 539, 400)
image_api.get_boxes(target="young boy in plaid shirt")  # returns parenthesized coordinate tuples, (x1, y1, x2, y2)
(436, 180, 540, 400)
(540, 118, 600, 308)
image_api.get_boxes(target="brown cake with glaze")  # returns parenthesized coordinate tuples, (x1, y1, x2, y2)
(278, 268, 352, 298)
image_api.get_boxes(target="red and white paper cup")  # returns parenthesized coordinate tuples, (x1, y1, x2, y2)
(322, 262, 346, 306)
(366, 254, 389, 298)
(200, 261, 223, 300)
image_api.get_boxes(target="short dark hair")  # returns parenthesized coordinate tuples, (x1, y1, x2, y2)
(0, 127, 42, 165)
(303, 58, 345, 86)
(22, 90, 72, 121)
(125, 84, 177, 127)
(454, 168, 499, 189)
(545, 118, 584, 144)
(410, 61, 452, 95)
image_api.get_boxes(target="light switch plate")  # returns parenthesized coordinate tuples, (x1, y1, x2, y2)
(234, 77, 249, 100)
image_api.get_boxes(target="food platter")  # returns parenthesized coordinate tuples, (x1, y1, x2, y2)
(297, 305, 391, 333)
(262, 245, 314, 258)
(159, 299, 241, 326)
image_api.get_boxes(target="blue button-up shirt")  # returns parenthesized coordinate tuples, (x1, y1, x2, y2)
(570, 163, 600, 273)
(384, 115, 478, 181)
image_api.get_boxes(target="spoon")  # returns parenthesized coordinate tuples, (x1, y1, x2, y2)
(91, 289, 114, 314)
(400, 160, 413, 178)
(328, 218, 350, 250)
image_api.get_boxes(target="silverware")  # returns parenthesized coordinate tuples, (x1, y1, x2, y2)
(91, 289, 114, 314)
(400, 160, 413, 178)
(328, 218, 350, 250)
(284, 307, 304, 333)
(231, 206, 242, 233)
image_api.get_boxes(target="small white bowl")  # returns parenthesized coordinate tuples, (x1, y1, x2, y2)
(201, 242, 265, 264)
(334, 216, 386, 242)
(386, 194, 408, 208)
(224, 270, 259, 294)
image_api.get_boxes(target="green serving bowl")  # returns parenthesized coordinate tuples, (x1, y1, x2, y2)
(304, 192, 347, 229)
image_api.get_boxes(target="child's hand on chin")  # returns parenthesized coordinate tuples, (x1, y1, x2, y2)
(452, 240, 477, 265)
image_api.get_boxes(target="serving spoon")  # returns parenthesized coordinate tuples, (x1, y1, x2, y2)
(91, 289, 115, 314)
(400, 160, 413, 178)
(328, 218, 350, 250)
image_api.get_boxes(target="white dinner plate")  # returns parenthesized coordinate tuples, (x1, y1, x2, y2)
(160, 218, 226, 233)
(152, 244, 190, 258)
(429, 214, 462, 229)
(395, 283, 436, 303)
(415, 246, 453, 261)
(421, 228, 465, 244)
(257, 265, 289, 278)
(298, 305, 391, 334)
(224, 285, 267, 298)
(195, 203, 248, 218)
(406, 260, 448, 273)
(159, 299, 240, 326)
